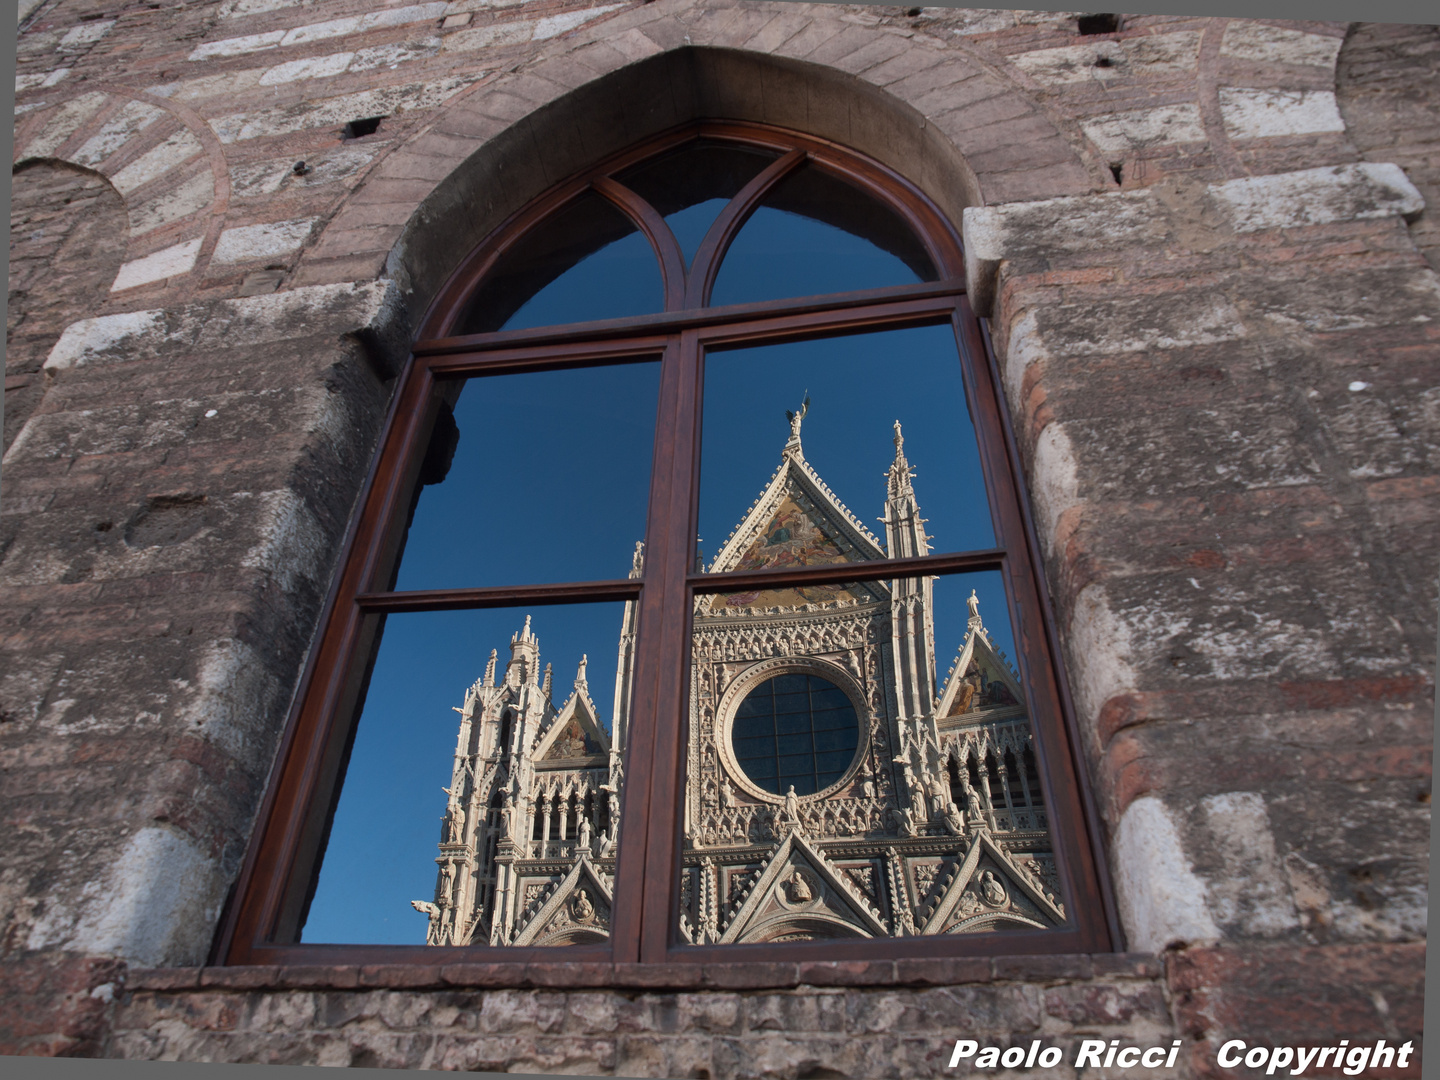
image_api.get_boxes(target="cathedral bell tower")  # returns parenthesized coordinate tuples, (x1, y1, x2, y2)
(416, 613, 619, 948)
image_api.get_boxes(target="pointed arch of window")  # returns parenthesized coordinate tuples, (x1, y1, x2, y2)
(423, 125, 957, 339)
(216, 122, 1117, 975)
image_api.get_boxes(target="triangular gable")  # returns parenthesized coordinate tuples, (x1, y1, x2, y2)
(704, 453, 890, 614)
(708, 451, 887, 576)
(916, 831, 1065, 934)
(936, 623, 1025, 720)
(534, 687, 609, 762)
(510, 855, 614, 946)
(728, 492, 850, 574)
(718, 832, 889, 943)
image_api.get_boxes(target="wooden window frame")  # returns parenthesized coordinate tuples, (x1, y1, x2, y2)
(215, 121, 1119, 974)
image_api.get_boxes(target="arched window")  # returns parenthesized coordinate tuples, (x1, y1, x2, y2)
(219, 123, 1112, 970)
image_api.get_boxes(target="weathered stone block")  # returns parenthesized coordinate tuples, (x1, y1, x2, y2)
(746, 990, 847, 1033)
(846, 985, 1041, 1035)
(473, 988, 566, 1035)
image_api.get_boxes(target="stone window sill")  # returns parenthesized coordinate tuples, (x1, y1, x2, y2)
(128, 953, 1161, 993)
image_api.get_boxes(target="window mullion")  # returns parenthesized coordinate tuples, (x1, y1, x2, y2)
(354, 579, 643, 613)
(686, 148, 806, 308)
(690, 549, 1008, 596)
(415, 283, 962, 361)
(645, 328, 705, 964)
(610, 331, 702, 963)
(591, 175, 688, 313)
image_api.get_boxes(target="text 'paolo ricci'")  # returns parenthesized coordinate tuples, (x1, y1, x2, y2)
(947, 1038, 1417, 1074)
(948, 1040, 1182, 1070)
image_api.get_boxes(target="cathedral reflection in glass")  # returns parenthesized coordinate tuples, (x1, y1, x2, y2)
(404, 408, 1064, 949)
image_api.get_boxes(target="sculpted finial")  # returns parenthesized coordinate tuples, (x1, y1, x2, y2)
(784, 393, 810, 447)
(886, 418, 916, 502)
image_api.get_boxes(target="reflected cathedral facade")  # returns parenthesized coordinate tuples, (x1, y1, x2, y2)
(414, 414, 1066, 947)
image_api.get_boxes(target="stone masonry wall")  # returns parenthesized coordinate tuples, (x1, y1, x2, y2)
(2, 1, 1434, 1075)
(5, 160, 128, 452)
(964, 158, 1435, 1076)
(106, 958, 1174, 1074)
(1336, 22, 1440, 272)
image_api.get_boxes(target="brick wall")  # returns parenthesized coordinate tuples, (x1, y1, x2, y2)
(2, 2, 1433, 1075)
(1, 281, 392, 974)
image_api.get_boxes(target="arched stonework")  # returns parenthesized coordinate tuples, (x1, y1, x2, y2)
(1336, 22, 1440, 271)
(6, 160, 128, 451)
(300, 9, 1364, 340)
(305, 1, 1112, 317)
(12, 85, 229, 295)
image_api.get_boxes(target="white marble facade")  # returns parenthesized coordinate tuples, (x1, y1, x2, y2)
(416, 416, 1065, 947)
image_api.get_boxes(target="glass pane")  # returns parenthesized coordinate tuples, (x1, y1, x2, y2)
(698, 325, 994, 575)
(303, 601, 634, 946)
(457, 190, 664, 334)
(678, 569, 1064, 946)
(614, 140, 779, 267)
(394, 362, 659, 590)
(709, 164, 937, 306)
(732, 673, 862, 796)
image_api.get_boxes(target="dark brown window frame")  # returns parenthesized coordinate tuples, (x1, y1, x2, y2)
(215, 121, 1120, 975)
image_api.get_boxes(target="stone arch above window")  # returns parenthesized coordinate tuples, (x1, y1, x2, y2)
(1336, 22, 1440, 272)
(322, 42, 1101, 326)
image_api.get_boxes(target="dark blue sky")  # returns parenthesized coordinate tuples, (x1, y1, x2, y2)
(396, 362, 660, 591)
(712, 202, 925, 306)
(502, 224, 661, 330)
(302, 196, 1022, 945)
